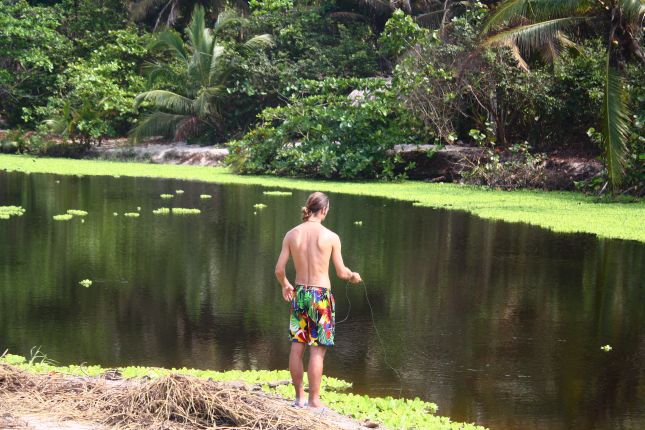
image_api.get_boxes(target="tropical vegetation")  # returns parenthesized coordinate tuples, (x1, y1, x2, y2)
(0, 0, 643, 194)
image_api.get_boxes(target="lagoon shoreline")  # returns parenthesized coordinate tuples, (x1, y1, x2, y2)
(1, 154, 643, 242)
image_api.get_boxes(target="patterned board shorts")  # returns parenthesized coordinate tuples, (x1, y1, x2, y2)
(289, 285, 335, 347)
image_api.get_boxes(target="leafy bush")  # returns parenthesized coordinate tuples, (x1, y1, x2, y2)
(0, 1, 72, 126)
(227, 77, 426, 179)
(379, 9, 428, 59)
(461, 141, 548, 190)
(31, 28, 149, 146)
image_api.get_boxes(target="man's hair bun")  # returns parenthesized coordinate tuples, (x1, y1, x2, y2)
(301, 192, 328, 221)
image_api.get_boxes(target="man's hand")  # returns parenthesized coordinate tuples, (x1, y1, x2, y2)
(282, 284, 295, 301)
(349, 272, 362, 284)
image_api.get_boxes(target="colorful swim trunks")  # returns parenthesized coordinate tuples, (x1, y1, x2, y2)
(289, 285, 335, 347)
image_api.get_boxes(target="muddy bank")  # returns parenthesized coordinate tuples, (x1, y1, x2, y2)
(87, 138, 228, 166)
(0, 131, 604, 190)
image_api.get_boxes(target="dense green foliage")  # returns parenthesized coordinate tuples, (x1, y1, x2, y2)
(227, 77, 426, 178)
(0, 1, 72, 126)
(481, 0, 645, 191)
(129, 5, 273, 144)
(0, 0, 642, 193)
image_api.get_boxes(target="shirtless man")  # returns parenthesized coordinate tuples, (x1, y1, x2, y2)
(275, 192, 362, 409)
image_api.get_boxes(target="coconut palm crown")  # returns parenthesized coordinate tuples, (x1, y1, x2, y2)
(129, 5, 272, 144)
(482, 0, 645, 192)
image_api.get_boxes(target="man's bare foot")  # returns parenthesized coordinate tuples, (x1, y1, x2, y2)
(291, 399, 307, 408)
(307, 400, 326, 409)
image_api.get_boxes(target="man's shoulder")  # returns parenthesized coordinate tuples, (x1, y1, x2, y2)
(322, 227, 339, 241)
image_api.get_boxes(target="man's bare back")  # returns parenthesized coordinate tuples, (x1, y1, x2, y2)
(276, 219, 361, 300)
(288, 222, 337, 288)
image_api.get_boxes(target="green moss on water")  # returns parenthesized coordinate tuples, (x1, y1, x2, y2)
(0, 354, 486, 430)
(0, 206, 25, 219)
(172, 208, 201, 215)
(52, 214, 73, 221)
(263, 190, 293, 196)
(1, 155, 643, 242)
(66, 209, 88, 217)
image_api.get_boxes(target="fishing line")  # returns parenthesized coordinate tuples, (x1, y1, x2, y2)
(336, 280, 404, 395)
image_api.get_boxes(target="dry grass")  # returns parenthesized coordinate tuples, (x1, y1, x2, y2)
(0, 364, 336, 430)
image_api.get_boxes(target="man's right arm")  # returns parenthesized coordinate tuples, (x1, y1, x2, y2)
(331, 233, 361, 283)
(275, 234, 294, 301)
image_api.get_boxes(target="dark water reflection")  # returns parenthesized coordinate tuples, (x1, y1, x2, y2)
(0, 171, 643, 430)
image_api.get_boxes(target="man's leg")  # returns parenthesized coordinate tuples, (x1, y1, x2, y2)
(307, 345, 327, 408)
(289, 342, 306, 405)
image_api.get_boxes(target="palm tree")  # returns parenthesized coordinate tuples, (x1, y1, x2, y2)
(129, 5, 272, 144)
(481, 0, 645, 192)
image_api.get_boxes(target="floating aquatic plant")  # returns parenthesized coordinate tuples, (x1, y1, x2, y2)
(124, 212, 140, 217)
(0, 206, 26, 220)
(175, 190, 184, 194)
(200, 194, 212, 199)
(354, 221, 363, 226)
(53, 214, 73, 221)
(153, 207, 170, 215)
(263, 191, 292, 196)
(160, 194, 173, 199)
(66, 209, 88, 217)
(601, 345, 612, 352)
(253, 203, 267, 209)
(172, 208, 201, 215)
(79, 279, 92, 288)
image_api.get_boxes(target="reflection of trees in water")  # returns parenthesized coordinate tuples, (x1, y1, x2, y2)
(1, 172, 643, 429)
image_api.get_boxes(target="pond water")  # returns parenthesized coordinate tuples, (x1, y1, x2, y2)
(1, 171, 643, 430)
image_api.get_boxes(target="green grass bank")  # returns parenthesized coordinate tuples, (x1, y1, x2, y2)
(1, 353, 486, 430)
(1, 154, 644, 242)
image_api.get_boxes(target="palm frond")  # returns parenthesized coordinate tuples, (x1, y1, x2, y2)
(508, 41, 530, 70)
(186, 5, 207, 53)
(208, 45, 227, 84)
(213, 10, 245, 36)
(482, 0, 582, 34)
(484, 17, 586, 54)
(556, 31, 580, 51)
(193, 91, 217, 118)
(601, 52, 630, 191)
(149, 30, 188, 65)
(129, 112, 191, 144)
(242, 34, 274, 52)
(618, 0, 645, 25)
(134, 90, 194, 115)
(143, 61, 185, 88)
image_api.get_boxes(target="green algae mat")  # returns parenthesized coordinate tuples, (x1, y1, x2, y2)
(2, 154, 642, 242)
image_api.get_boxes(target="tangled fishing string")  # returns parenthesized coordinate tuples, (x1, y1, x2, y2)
(337, 280, 403, 395)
